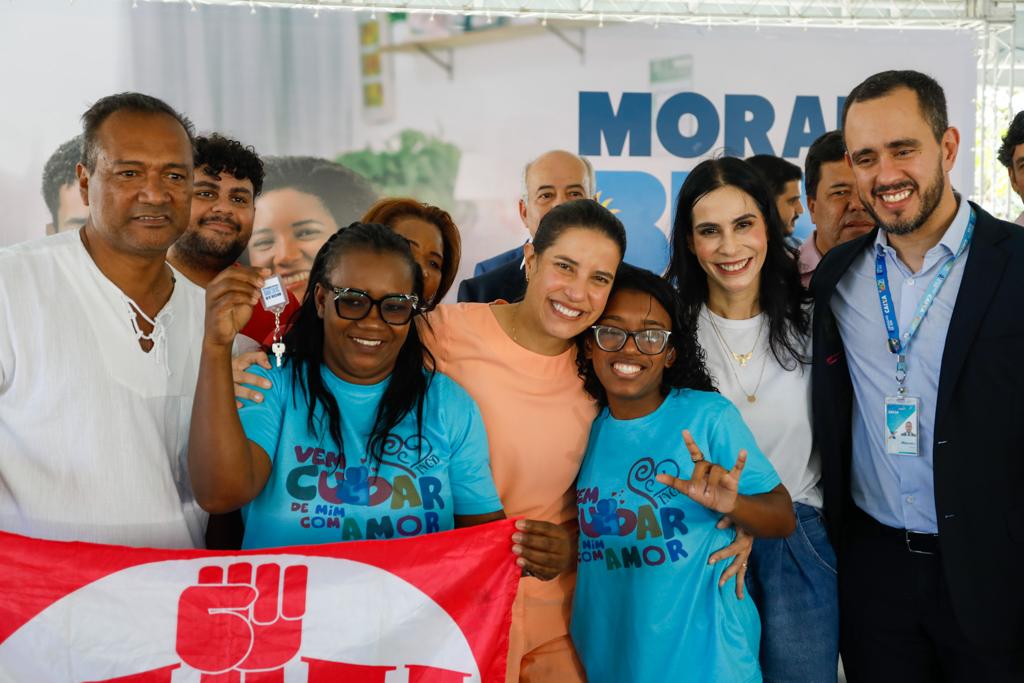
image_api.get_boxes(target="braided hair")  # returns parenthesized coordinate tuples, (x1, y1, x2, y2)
(280, 222, 433, 468)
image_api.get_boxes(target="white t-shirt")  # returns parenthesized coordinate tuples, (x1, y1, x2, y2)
(696, 305, 822, 508)
(0, 230, 208, 548)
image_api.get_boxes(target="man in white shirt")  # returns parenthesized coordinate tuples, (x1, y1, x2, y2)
(0, 92, 208, 548)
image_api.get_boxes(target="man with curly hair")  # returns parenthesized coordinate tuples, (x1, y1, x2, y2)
(997, 110, 1024, 226)
(168, 133, 265, 287)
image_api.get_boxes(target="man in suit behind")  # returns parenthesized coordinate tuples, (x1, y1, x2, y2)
(472, 243, 524, 277)
(812, 70, 1024, 681)
(458, 150, 593, 303)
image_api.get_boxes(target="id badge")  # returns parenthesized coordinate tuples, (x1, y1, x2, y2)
(259, 275, 288, 311)
(884, 395, 920, 456)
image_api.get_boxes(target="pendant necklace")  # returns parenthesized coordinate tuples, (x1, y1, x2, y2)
(705, 308, 769, 403)
(510, 304, 521, 343)
(707, 309, 764, 367)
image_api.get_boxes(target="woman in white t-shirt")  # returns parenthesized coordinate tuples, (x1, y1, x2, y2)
(667, 157, 838, 683)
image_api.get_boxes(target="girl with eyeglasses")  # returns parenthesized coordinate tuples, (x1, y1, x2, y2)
(571, 263, 794, 683)
(188, 222, 503, 549)
(668, 157, 838, 682)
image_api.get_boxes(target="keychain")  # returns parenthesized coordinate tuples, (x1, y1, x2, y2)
(259, 275, 288, 367)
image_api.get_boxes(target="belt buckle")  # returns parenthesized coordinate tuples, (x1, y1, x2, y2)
(904, 530, 936, 555)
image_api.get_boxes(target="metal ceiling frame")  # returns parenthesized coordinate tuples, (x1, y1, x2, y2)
(138, 0, 1017, 29)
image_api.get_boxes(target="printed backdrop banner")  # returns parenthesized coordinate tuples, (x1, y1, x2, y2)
(0, 521, 518, 683)
(0, 3, 980, 283)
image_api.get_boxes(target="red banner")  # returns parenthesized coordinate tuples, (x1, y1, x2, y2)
(0, 520, 519, 682)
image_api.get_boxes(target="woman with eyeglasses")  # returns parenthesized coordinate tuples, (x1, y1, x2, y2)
(188, 222, 503, 549)
(571, 263, 794, 683)
(417, 199, 626, 682)
(667, 157, 838, 683)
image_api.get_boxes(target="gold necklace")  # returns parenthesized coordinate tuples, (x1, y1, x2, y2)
(706, 308, 764, 367)
(705, 309, 769, 403)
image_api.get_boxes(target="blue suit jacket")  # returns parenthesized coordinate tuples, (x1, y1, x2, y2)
(473, 244, 525, 277)
(457, 259, 526, 303)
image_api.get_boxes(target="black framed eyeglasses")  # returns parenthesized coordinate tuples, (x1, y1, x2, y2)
(329, 287, 419, 325)
(590, 325, 672, 355)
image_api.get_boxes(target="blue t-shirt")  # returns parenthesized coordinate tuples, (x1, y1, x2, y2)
(571, 388, 782, 683)
(238, 364, 502, 549)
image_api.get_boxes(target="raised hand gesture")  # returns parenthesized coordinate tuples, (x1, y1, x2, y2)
(656, 430, 746, 515)
(204, 266, 268, 348)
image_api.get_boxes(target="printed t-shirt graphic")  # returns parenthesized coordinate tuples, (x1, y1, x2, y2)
(239, 364, 501, 548)
(571, 388, 782, 683)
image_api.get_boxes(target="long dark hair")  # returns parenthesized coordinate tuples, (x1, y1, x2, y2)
(281, 222, 433, 467)
(667, 157, 810, 369)
(576, 263, 716, 406)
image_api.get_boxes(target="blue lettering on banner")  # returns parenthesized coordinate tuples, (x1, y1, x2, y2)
(579, 91, 653, 156)
(723, 94, 775, 157)
(579, 91, 843, 159)
(656, 92, 719, 158)
(580, 91, 844, 267)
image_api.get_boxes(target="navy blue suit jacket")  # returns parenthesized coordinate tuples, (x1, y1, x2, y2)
(472, 244, 524, 277)
(457, 259, 526, 303)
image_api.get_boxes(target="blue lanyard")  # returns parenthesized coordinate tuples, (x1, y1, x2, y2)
(875, 208, 975, 393)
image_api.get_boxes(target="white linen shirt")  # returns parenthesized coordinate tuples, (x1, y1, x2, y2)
(0, 230, 207, 547)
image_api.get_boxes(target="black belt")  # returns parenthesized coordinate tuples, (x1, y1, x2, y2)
(850, 505, 940, 556)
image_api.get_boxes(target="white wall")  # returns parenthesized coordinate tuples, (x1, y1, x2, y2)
(0, 0, 129, 245)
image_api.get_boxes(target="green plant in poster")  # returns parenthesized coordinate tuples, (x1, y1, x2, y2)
(337, 130, 461, 212)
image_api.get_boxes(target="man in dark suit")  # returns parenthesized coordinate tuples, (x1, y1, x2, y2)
(812, 70, 1024, 681)
(458, 150, 593, 303)
(472, 243, 525, 277)
(457, 257, 527, 304)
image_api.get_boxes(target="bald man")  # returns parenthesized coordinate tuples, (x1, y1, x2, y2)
(458, 150, 594, 303)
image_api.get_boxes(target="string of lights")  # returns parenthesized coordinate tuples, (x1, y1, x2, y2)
(123, 0, 1015, 31)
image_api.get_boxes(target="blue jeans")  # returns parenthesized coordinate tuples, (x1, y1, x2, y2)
(746, 502, 839, 683)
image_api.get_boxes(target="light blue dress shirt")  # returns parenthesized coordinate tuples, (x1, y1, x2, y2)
(831, 198, 972, 533)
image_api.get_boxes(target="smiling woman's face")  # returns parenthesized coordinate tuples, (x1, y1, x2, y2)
(249, 188, 339, 300)
(688, 185, 768, 302)
(521, 226, 621, 342)
(314, 249, 416, 386)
